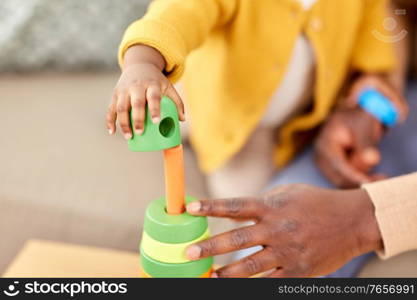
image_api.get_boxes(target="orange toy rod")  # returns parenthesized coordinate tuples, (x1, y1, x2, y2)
(163, 144, 185, 214)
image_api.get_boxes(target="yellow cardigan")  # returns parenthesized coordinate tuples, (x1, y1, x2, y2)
(119, 0, 395, 173)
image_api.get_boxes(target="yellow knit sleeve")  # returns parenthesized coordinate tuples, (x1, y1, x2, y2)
(351, 0, 397, 73)
(118, 0, 237, 82)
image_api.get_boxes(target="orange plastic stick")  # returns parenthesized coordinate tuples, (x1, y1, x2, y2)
(163, 144, 185, 215)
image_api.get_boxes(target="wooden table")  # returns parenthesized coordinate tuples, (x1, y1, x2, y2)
(3, 240, 140, 277)
(4, 239, 417, 277)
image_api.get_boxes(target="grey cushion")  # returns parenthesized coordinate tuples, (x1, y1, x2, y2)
(0, 0, 149, 71)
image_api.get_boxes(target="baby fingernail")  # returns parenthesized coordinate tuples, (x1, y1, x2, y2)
(108, 129, 113, 135)
(135, 130, 143, 136)
(186, 245, 201, 260)
(187, 202, 201, 213)
(152, 117, 160, 124)
(124, 133, 132, 140)
(211, 272, 218, 278)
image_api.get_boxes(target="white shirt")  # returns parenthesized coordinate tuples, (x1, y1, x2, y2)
(260, 0, 317, 127)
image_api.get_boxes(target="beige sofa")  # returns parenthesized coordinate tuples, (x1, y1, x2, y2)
(0, 72, 416, 277)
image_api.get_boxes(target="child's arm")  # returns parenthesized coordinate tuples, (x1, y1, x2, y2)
(108, 0, 238, 138)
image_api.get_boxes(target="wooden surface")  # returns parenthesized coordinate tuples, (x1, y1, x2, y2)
(3, 239, 417, 278)
(3, 239, 140, 278)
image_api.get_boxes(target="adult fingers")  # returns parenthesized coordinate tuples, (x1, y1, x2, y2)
(186, 224, 268, 260)
(267, 267, 313, 278)
(351, 115, 382, 171)
(350, 148, 381, 173)
(315, 141, 371, 188)
(326, 145, 371, 186)
(266, 268, 286, 278)
(186, 197, 265, 219)
(369, 173, 388, 182)
(213, 248, 279, 278)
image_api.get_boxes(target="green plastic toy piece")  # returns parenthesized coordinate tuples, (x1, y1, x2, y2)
(143, 196, 208, 244)
(140, 248, 213, 278)
(141, 228, 210, 264)
(128, 96, 181, 152)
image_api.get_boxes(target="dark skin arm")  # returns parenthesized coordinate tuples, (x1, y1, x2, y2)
(314, 106, 386, 188)
(186, 184, 383, 278)
(315, 74, 407, 188)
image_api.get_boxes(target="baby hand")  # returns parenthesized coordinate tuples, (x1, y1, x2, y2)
(107, 46, 185, 139)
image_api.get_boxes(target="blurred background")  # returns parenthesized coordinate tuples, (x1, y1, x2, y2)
(0, 0, 145, 72)
(0, 0, 417, 276)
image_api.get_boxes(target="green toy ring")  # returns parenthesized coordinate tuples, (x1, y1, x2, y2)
(141, 228, 210, 264)
(143, 196, 208, 243)
(140, 248, 213, 278)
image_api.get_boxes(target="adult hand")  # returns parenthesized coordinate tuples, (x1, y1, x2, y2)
(186, 184, 383, 278)
(315, 107, 385, 188)
(315, 74, 407, 188)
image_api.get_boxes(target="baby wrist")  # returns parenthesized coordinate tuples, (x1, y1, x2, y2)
(124, 44, 166, 71)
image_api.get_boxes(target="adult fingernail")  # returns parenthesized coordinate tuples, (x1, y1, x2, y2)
(152, 117, 160, 124)
(124, 133, 132, 140)
(211, 272, 218, 278)
(187, 202, 201, 213)
(186, 245, 201, 260)
(362, 148, 380, 164)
